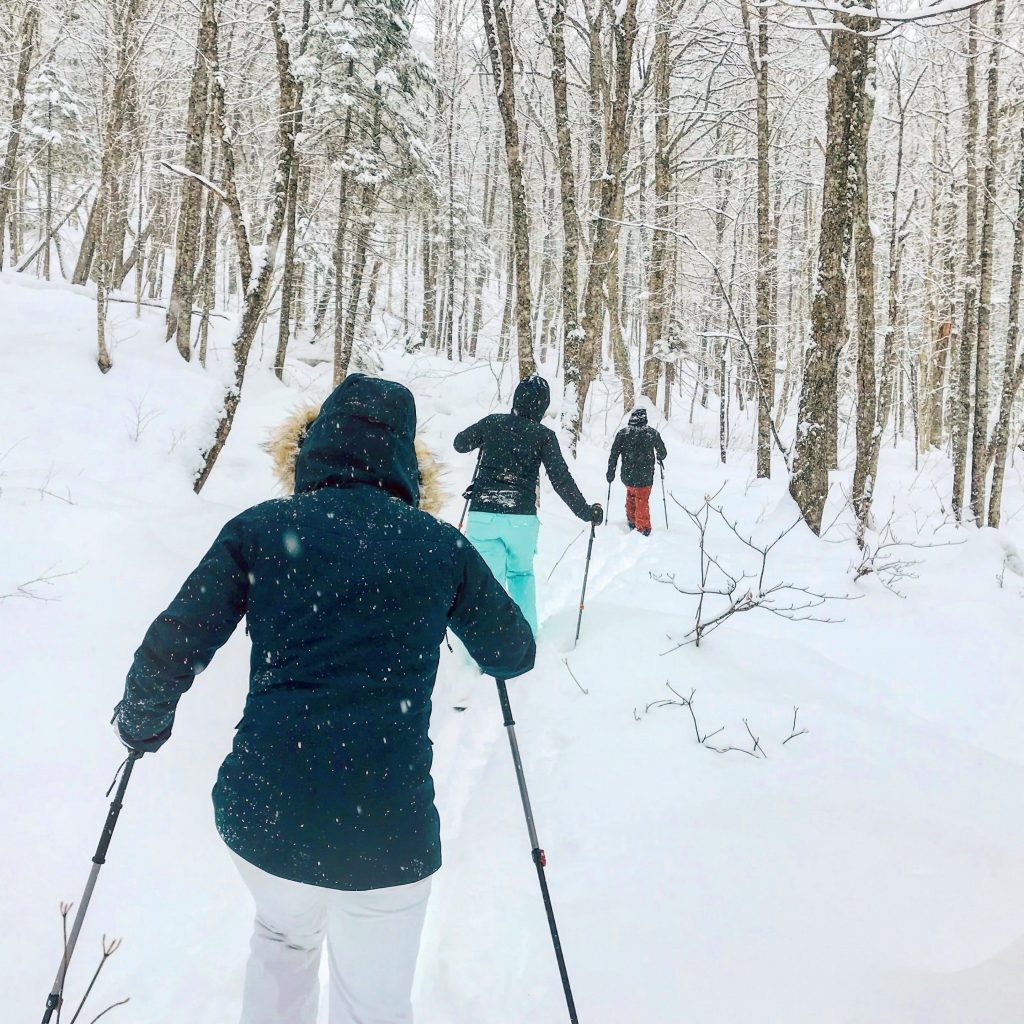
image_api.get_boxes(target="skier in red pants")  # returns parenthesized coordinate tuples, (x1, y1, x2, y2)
(607, 408, 667, 536)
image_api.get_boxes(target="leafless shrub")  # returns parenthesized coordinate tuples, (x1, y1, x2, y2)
(637, 684, 810, 757)
(637, 684, 767, 758)
(655, 491, 853, 651)
(125, 397, 160, 442)
(52, 903, 129, 1024)
(0, 564, 77, 602)
(851, 507, 964, 597)
(562, 657, 589, 695)
(783, 706, 809, 744)
(37, 466, 76, 505)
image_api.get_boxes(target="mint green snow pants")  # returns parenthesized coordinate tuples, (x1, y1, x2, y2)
(465, 512, 540, 635)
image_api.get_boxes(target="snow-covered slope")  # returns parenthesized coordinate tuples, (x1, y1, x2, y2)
(5, 271, 1024, 1023)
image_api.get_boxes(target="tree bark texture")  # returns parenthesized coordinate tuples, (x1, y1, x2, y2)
(789, 9, 876, 534)
(0, 3, 38, 271)
(166, 0, 213, 360)
(481, 0, 535, 380)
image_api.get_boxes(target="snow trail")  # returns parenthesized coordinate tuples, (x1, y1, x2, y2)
(6, 273, 1024, 1022)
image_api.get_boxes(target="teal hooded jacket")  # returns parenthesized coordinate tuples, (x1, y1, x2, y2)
(115, 374, 535, 889)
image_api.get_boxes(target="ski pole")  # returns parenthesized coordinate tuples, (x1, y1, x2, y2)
(458, 451, 482, 532)
(573, 522, 597, 648)
(659, 461, 668, 530)
(605, 480, 612, 526)
(41, 751, 142, 1024)
(494, 679, 580, 1024)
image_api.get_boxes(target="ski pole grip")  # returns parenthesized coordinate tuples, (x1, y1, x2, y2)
(495, 678, 515, 727)
(93, 752, 140, 866)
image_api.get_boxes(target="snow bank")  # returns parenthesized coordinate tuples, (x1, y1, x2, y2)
(4, 273, 1024, 1022)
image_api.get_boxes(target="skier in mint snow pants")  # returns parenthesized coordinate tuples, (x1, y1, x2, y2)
(114, 375, 535, 1024)
(607, 407, 668, 536)
(454, 375, 603, 635)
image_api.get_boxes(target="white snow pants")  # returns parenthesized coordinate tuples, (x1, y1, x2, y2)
(233, 853, 432, 1024)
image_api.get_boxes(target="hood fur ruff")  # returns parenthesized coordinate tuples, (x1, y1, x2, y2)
(265, 403, 447, 517)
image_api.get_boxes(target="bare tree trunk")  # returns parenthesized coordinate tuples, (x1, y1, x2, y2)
(0, 3, 38, 271)
(332, 177, 351, 385)
(208, 4, 251, 295)
(543, 0, 581, 378)
(339, 188, 378, 378)
(740, 0, 774, 477)
(987, 111, 1024, 528)
(274, 141, 302, 375)
(851, 118, 878, 528)
(565, 0, 639, 448)
(641, 0, 673, 405)
(854, 69, 913, 529)
(481, 0, 535, 379)
(166, 0, 213, 360)
(194, 1, 299, 493)
(951, 8, 980, 521)
(789, 8, 876, 533)
(94, 0, 143, 374)
(421, 217, 438, 348)
(272, 0, 310, 380)
(971, 0, 1004, 523)
(607, 263, 634, 409)
(196, 144, 220, 367)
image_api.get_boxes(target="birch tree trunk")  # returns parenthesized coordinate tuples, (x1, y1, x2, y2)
(165, 0, 213, 360)
(565, 0, 639, 448)
(739, 0, 774, 477)
(851, 98, 878, 528)
(273, 0, 310, 380)
(641, 0, 673, 406)
(481, 0, 535, 379)
(0, 3, 38, 271)
(970, 0, 1004, 523)
(94, 0, 143, 374)
(543, 0, 582, 381)
(951, 8, 980, 521)
(986, 111, 1024, 528)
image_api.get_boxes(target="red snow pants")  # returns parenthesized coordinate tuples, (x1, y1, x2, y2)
(625, 486, 653, 532)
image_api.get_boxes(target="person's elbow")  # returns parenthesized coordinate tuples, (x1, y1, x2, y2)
(453, 432, 474, 454)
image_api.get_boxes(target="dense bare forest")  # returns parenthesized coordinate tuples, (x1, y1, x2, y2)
(2, 0, 1022, 533)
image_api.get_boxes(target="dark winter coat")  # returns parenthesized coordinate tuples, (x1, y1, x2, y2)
(453, 376, 593, 521)
(115, 374, 535, 891)
(607, 409, 668, 488)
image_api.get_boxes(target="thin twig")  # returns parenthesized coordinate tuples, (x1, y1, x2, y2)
(562, 657, 589, 695)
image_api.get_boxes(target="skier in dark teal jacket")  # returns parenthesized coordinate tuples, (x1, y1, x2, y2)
(454, 375, 603, 634)
(113, 374, 535, 1024)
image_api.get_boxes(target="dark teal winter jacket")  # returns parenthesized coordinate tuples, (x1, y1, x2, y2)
(115, 374, 535, 890)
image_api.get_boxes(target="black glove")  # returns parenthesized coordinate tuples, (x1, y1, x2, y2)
(461, 483, 474, 501)
(112, 704, 170, 754)
(606, 470, 615, 484)
(590, 503, 604, 526)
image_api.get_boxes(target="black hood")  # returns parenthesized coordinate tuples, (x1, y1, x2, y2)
(294, 374, 420, 506)
(512, 375, 551, 422)
(628, 408, 648, 428)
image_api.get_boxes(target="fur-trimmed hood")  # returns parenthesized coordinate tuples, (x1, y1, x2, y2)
(264, 376, 446, 516)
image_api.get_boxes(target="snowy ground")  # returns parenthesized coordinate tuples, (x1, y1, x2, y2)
(5, 270, 1024, 1023)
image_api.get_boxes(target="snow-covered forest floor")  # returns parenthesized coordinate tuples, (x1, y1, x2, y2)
(5, 270, 1024, 1023)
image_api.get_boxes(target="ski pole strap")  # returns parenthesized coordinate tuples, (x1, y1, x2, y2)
(533, 847, 548, 868)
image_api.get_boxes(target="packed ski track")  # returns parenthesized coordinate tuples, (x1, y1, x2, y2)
(6, 271, 1024, 1022)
